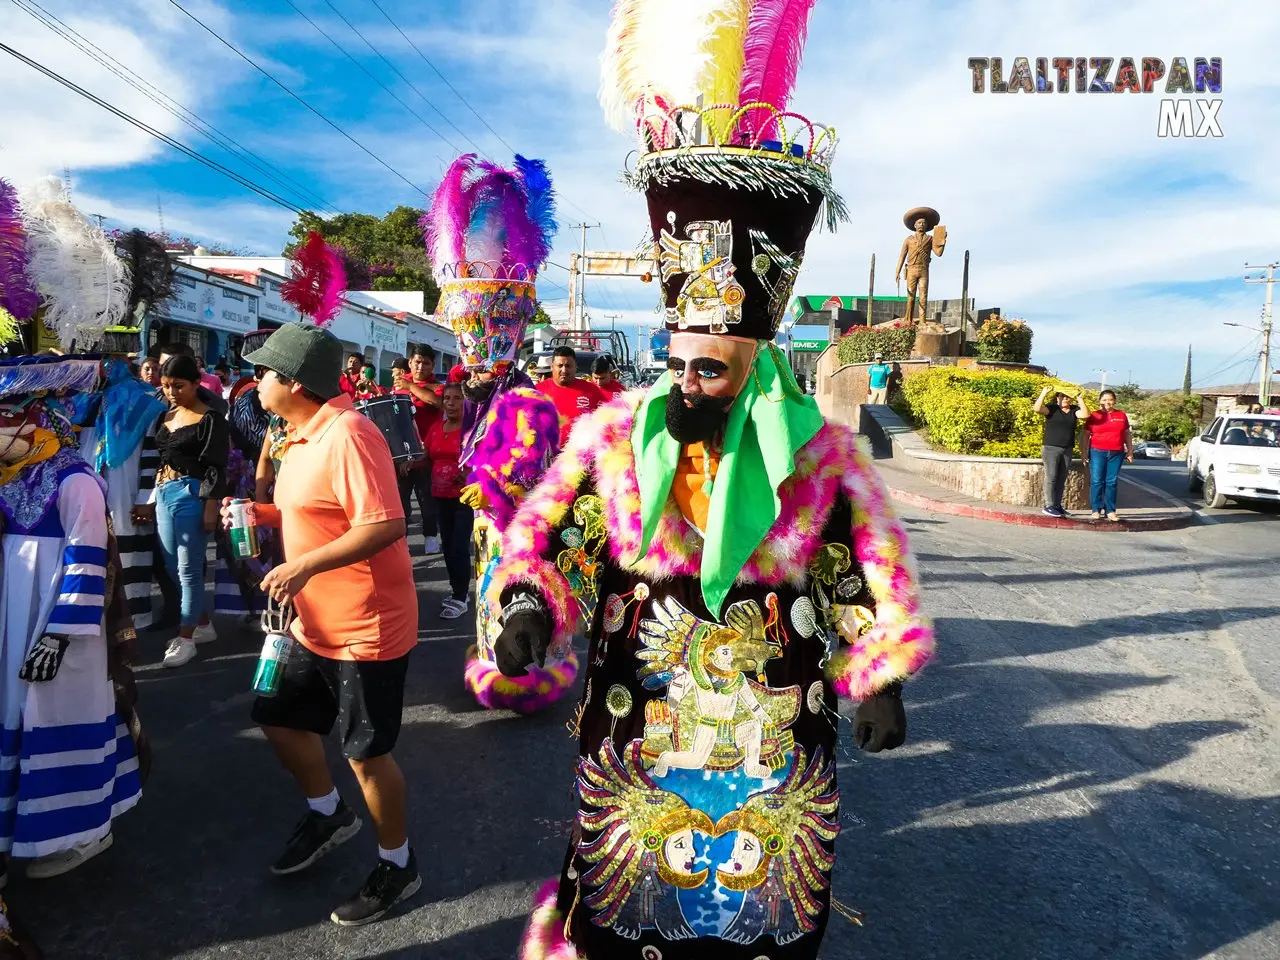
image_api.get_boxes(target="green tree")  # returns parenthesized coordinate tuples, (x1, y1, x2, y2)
(1128, 392, 1204, 444)
(1110, 382, 1148, 406)
(283, 207, 439, 312)
(1183, 345, 1192, 396)
(532, 303, 552, 328)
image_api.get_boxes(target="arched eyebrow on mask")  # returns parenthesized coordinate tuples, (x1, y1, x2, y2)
(666, 357, 730, 373)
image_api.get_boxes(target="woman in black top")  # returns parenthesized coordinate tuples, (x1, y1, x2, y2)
(132, 355, 229, 668)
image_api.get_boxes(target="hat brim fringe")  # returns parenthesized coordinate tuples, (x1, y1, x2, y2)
(626, 150, 848, 233)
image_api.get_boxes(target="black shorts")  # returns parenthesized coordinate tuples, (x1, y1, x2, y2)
(251, 643, 411, 761)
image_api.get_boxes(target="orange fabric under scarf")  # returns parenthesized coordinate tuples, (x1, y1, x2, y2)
(672, 442, 721, 532)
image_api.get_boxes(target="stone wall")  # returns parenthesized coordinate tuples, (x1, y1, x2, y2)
(864, 405, 1091, 509)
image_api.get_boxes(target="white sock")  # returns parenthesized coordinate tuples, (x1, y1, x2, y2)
(378, 841, 410, 868)
(306, 788, 339, 817)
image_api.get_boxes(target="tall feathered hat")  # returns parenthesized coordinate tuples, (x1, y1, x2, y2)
(424, 154, 557, 375)
(19, 177, 128, 351)
(601, 0, 845, 341)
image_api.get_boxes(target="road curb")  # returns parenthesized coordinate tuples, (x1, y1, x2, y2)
(887, 486, 1195, 532)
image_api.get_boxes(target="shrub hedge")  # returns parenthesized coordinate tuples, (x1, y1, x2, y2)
(900, 367, 1082, 459)
(974, 315, 1034, 364)
(835, 322, 917, 364)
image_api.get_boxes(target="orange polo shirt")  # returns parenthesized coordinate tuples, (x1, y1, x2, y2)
(274, 395, 417, 661)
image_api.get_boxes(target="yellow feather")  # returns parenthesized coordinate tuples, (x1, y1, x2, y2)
(699, 0, 752, 133)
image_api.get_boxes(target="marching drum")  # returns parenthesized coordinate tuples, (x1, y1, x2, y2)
(357, 395, 424, 462)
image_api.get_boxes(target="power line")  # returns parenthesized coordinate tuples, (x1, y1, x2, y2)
(10, 0, 339, 216)
(318, 0, 484, 154)
(364, 0, 516, 156)
(0, 41, 307, 213)
(283, 0, 456, 160)
(165, 0, 428, 196)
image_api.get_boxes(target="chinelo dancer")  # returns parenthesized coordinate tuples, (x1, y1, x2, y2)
(0, 178, 141, 892)
(491, 4, 935, 958)
(422, 153, 572, 713)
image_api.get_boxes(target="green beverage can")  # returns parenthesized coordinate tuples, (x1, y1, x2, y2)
(228, 498, 260, 559)
(252, 632, 293, 697)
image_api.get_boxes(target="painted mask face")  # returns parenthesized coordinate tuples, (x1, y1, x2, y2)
(663, 334, 757, 444)
(724, 831, 764, 878)
(663, 829, 699, 878)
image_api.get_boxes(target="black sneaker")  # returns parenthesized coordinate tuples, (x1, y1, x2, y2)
(270, 802, 362, 876)
(330, 850, 422, 926)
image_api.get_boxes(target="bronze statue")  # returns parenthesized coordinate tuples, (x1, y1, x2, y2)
(895, 207, 946, 325)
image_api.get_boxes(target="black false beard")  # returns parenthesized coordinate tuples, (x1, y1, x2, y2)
(665, 385, 732, 445)
(462, 378, 498, 404)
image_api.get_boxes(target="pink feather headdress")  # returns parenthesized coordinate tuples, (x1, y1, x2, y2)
(282, 231, 345, 327)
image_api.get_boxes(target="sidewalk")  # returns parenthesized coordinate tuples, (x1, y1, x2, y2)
(874, 456, 1195, 531)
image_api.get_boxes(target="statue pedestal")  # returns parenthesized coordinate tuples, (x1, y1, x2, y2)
(910, 322, 962, 359)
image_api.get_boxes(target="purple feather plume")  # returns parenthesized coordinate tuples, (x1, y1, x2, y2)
(738, 0, 819, 136)
(425, 154, 558, 279)
(0, 178, 40, 321)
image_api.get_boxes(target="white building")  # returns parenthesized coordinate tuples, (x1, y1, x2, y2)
(169, 255, 456, 377)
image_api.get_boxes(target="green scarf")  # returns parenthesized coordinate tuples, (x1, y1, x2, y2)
(631, 342, 825, 619)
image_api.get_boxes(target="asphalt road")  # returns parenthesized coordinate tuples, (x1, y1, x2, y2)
(16, 507, 1280, 960)
(1127, 459, 1280, 531)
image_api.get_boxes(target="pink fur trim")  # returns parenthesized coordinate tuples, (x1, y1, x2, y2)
(519, 879, 583, 960)
(464, 645, 578, 714)
(825, 425, 935, 698)
(488, 403, 617, 644)
(467, 387, 560, 529)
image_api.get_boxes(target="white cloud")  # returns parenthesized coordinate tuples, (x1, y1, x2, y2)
(0, 0, 247, 184)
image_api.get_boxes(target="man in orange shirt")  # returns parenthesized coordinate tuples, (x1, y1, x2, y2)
(232, 323, 420, 927)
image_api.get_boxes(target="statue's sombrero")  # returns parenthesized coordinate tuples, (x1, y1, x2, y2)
(903, 206, 940, 231)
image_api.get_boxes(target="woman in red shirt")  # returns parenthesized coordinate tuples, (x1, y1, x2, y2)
(1083, 389, 1134, 522)
(426, 381, 472, 618)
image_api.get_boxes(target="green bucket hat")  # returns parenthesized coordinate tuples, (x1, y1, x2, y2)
(243, 323, 343, 400)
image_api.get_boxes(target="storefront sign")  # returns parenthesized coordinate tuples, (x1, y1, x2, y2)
(259, 277, 301, 324)
(369, 317, 406, 354)
(162, 272, 259, 333)
(792, 339, 828, 352)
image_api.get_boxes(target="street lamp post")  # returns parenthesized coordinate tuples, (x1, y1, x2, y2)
(1244, 263, 1276, 406)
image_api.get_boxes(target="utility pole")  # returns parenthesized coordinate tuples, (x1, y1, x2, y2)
(1096, 369, 1114, 393)
(1244, 262, 1276, 406)
(570, 222, 601, 332)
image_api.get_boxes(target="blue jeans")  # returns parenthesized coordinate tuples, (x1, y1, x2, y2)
(156, 477, 208, 628)
(1089, 449, 1125, 514)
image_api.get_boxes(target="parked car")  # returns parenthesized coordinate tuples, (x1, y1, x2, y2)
(1185, 414, 1280, 508)
(1134, 441, 1172, 460)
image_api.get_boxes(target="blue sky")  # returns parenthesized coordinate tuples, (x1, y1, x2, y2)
(2, 0, 1277, 389)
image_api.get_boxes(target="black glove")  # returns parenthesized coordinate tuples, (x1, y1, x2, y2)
(20, 635, 69, 683)
(493, 590, 551, 678)
(853, 682, 907, 753)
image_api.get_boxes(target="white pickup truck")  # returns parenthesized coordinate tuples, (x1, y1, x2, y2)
(1186, 413, 1280, 508)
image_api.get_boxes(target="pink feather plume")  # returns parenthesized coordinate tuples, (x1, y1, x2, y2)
(737, 0, 819, 136)
(422, 153, 480, 273)
(282, 231, 345, 326)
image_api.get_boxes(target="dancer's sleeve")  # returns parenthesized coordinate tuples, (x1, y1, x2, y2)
(824, 430, 935, 700)
(136, 416, 160, 506)
(487, 405, 602, 650)
(47, 471, 110, 637)
(467, 388, 562, 529)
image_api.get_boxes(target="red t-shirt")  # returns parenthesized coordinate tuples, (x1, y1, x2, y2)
(401, 377, 439, 448)
(599, 379, 626, 396)
(338, 374, 358, 398)
(1085, 409, 1130, 451)
(538, 377, 609, 445)
(425, 420, 465, 498)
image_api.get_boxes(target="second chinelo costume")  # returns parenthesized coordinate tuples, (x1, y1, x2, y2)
(423, 153, 573, 713)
